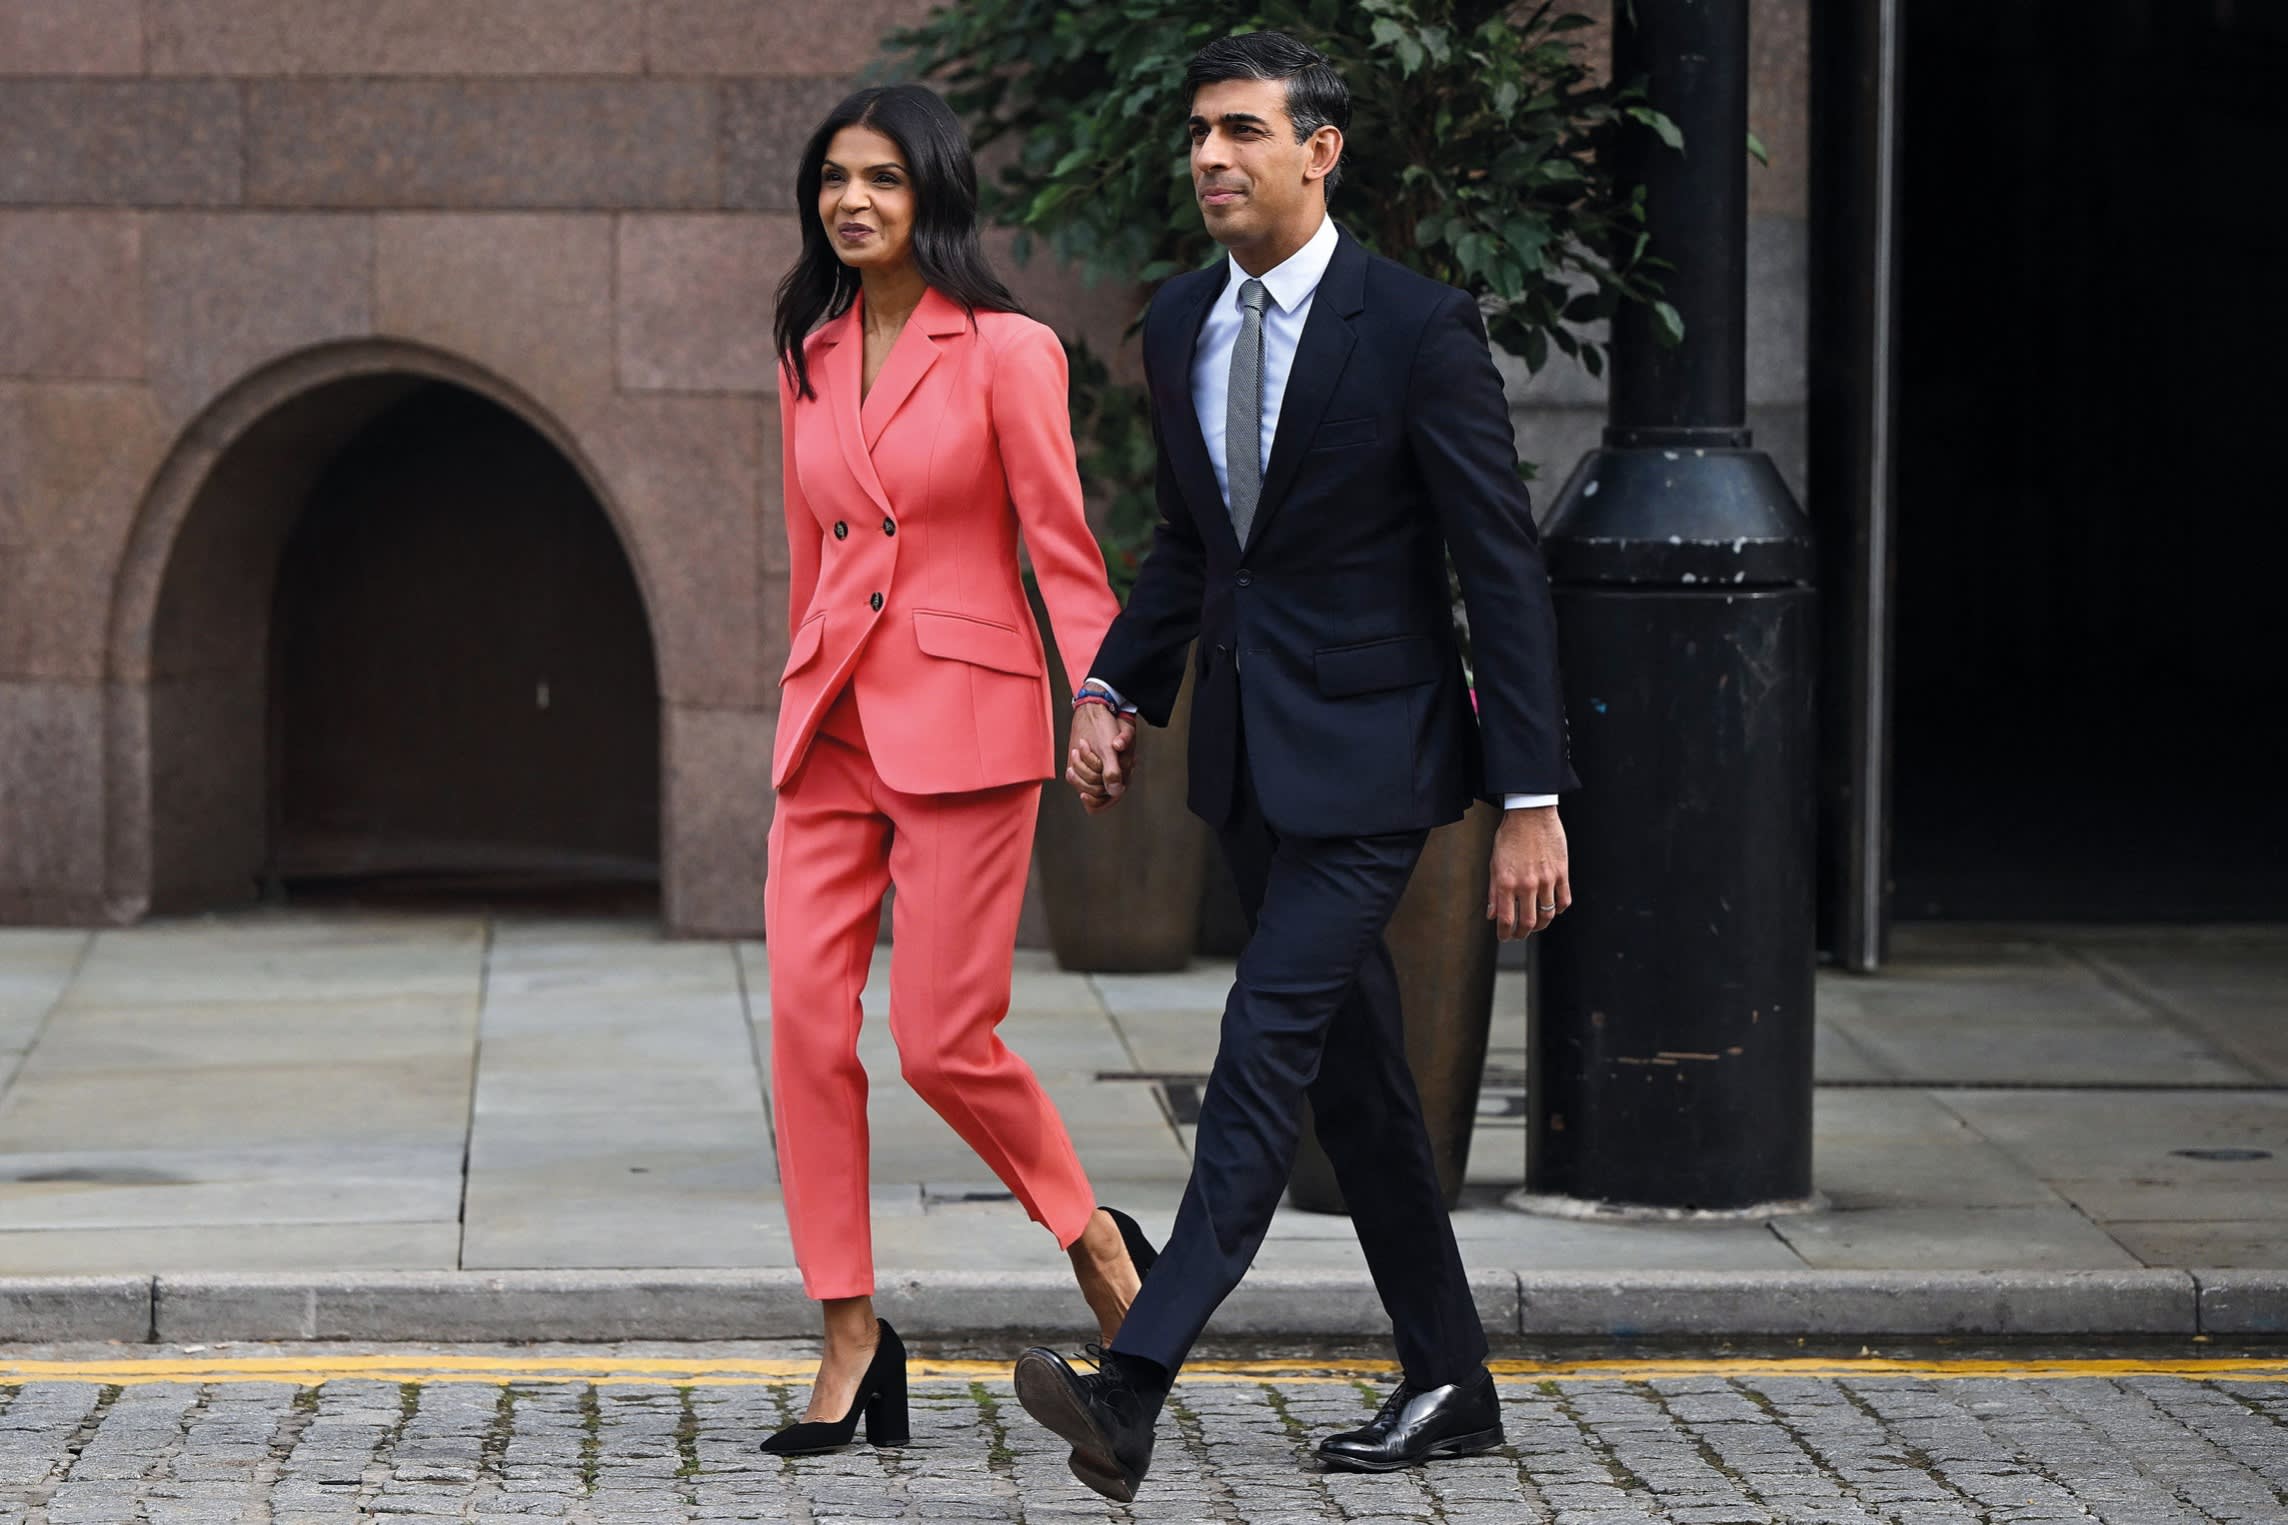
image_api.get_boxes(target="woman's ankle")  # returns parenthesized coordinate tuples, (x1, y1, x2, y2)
(819, 1297, 878, 1356)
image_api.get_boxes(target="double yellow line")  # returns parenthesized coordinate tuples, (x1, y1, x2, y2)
(3, 1354, 2284, 1388)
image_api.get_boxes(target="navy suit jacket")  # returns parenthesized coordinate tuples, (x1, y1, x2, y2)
(1090, 226, 1577, 838)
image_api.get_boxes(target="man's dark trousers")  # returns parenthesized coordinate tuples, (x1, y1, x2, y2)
(1110, 729, 1488, 1387)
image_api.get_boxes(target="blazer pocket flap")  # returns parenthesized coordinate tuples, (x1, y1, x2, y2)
(1314, 635, 1439, 697)
(779, 613, 827, 684)
(1311, 415, 1378, 451)
(913, 610, 1043, 677)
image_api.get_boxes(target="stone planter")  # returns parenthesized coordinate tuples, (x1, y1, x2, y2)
(1287, 799, 1502, 1213)
(1028, 585, 1211, 972)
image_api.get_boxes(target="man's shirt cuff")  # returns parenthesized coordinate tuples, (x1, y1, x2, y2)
(1505, 793, 1559, 810)
(1080, 678, 1139, 715)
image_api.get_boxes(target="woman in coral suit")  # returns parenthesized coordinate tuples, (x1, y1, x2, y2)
(759, 84, 1154, 1457)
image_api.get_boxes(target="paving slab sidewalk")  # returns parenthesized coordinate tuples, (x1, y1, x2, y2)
(1, 914, 2283, 1341)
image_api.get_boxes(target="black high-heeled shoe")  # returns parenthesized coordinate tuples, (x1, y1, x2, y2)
(1101, 1205, 1160, 1278)
(762, 1318, 910, 1456)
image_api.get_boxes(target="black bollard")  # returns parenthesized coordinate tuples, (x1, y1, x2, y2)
(1522, 0, 1817, 1211)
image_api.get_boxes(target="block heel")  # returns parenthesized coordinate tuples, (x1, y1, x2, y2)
(761, 1319, 911, 1456)
(863, 1343, 910, 1447)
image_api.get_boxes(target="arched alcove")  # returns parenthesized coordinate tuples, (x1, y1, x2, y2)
(112, 349, 661, 913)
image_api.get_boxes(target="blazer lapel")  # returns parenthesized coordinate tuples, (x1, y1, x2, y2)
(860, 286, 964, 451)
(819, 302, 894, 519)
(1157, 264, 1239, 555)
(1248, 230, 1366, 551)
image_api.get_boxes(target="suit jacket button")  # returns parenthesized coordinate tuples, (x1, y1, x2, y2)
(1235, 569, 1253, 587)
(882, 517, 896, 536)
(833, 521, 848, 540)
(869, 592, 884, 611)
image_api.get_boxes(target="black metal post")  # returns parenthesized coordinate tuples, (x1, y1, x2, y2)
(1523, 0, 1817, 1211)
(1810, 0, 1903, 973)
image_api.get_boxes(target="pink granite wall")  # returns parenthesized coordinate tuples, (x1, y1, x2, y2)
(0, 0, 1123, 935)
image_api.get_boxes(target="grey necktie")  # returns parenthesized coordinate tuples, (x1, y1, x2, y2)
(1226, 278, 1268, 546)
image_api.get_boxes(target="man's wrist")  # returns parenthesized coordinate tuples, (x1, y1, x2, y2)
(1076, 677, 1138, 716)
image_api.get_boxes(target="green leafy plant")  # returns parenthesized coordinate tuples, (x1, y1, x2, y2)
(889, 0, 1676, 608)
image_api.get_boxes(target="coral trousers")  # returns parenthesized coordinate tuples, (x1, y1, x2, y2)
(764, 689, 1097, 1299)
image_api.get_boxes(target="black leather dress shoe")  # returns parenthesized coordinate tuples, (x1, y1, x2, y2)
(1012, 1344, 1166, 1502)
(1316, 1369, 1505, 1472)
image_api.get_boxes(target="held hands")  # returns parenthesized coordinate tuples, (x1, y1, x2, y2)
(1489, 805, 1572, 941)
(1066, 703, 1138, 813)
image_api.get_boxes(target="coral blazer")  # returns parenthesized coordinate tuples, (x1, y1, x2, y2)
(772, 286, 1119, 796)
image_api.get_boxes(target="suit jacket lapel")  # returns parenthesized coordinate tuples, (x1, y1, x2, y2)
(1157, 264, 1238, 556)
(860, 286, 963, 451)
(1249, 230, 1366, 551)
(820, 302, 894, 519)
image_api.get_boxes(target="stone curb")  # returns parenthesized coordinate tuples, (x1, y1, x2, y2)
(1513, 1269, 2200, 1337)
(0, 1276, 152, 1343)
(0, 1268, 2256, 1344)
(2194, 1269, 2288, 1336)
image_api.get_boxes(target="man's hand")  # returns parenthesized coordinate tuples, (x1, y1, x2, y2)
(1066, 704, 1137, 814)
(1488, 805, 1570, 941)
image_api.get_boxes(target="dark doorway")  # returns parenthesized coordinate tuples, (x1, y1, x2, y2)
(1888, 0, 2288, 919)
(269, 383, 660, 905)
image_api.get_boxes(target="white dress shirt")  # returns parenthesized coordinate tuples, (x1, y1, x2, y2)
(1090, 214, 1555, 811)
(1192, 212, 1341, 502)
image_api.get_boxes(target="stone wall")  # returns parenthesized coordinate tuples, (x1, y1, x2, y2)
(0, 0, 1811, 936)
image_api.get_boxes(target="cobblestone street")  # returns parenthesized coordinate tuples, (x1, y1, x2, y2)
(0, 1348, 2283, 1523)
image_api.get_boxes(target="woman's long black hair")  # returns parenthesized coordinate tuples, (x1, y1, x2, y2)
(774, 84, 1025, 400)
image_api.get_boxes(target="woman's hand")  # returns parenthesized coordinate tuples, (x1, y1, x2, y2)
(1067, 706, 1137, 813)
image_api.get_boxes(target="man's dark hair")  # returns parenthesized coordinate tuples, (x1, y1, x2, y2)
(1185, 31, 1351, 195)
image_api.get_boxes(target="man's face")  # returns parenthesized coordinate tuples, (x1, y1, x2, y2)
(1188, 77, 1336, 251)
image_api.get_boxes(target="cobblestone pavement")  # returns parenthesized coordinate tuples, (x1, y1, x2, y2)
(1, 1349, 2285, 1523)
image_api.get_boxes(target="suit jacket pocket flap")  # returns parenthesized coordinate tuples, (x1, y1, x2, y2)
(913, 609, 1043, 677)
(1314, 635, 1438, 697)
(780, 613, 826, 684)
(1311, 415, 1378, 451)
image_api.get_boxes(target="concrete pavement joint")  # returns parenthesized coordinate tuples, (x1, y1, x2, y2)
(452, 913, 495, 1276)
(2060, 937, 2270, 1084)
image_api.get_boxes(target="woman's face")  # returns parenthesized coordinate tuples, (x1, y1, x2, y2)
(819, 124, 916, 274)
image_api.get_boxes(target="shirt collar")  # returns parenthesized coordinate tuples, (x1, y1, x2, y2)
(1226, 215, 1338, 315)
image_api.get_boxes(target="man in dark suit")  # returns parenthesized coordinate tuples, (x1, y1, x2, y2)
(1013, 32, 1576, 1502)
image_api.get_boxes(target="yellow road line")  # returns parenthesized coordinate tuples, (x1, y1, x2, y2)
(2, 1355, 2283, 1387)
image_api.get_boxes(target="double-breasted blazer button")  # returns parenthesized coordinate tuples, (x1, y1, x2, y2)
(833, 521, 848, 539)
(869, 591, 884, 611)
(882, 517, 896, 536)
